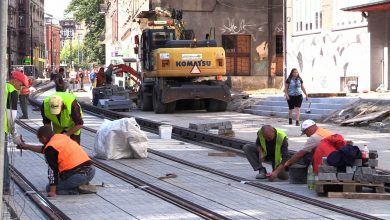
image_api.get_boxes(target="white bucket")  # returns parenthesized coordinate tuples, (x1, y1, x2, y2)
(159, 125, 172, 139)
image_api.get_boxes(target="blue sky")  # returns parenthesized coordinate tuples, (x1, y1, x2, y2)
(44, 0, 72, 19)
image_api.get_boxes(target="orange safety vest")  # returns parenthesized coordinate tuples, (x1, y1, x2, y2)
(43, 134, 90, 173)
(315, 127, 333, 138)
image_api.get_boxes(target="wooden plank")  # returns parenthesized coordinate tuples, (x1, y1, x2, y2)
(341, 109, 390, 125)
(328, 192, 390, 200)
(208, 152, 236, 157)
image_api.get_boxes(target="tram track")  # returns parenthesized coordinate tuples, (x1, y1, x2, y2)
(27, 81, 386, 220)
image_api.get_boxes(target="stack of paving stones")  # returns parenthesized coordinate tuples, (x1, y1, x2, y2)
(316, 150, 389, 194)
(189, 121, 233, 135)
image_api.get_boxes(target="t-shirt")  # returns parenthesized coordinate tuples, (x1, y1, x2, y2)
(89, 72, 96, 81)
(286, 78, 303, 96)
(302, 133, 324, 152)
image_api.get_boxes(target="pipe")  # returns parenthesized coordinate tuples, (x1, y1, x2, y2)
(0, 0, 8, 213)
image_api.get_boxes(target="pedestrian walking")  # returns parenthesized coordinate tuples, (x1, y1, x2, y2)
(41, 92, 84, 144)
(243, 125, 289, 181)
(18, 125, 96, 196)
(284, 68, 308, 126)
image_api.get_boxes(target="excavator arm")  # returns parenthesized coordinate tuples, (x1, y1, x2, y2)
(112, 64, 142, 95)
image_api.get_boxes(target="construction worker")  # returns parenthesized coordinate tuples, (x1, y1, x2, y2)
(284, 120, 334, 168)
(4, 80, 22, 193)
(11, 71, 31, 119)
(41, 92, 83, 144)
(243, 125, 289, 181)
(18, 126, 96, 196)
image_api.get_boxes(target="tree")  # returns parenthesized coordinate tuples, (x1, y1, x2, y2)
(60, 40, 86, 67)
(66, 0, 105, 65)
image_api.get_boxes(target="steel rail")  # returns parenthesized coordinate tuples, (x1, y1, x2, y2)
(9, 166, 71, 220)
(16, 120, 229, 220)
(82, 126, 382, 220)
(29, 82, 385, 220)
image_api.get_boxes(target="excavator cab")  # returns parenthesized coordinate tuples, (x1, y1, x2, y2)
(141, 29, 175, 71)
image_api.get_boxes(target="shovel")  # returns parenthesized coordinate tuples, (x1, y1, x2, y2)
(305, 102, 312, 114)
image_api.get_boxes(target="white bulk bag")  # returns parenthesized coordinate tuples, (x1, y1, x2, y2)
(93, 118, 148, 159)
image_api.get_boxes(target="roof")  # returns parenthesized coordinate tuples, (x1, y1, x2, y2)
(341, 1, 390, 12)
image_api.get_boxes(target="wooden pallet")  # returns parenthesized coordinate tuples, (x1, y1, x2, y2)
(328, 192, 390, 200)
(316, 181, 385, 194)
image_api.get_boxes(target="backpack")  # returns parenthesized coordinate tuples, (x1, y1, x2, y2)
(327, 144, 362, 167)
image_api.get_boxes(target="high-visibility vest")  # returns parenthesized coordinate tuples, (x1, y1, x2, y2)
(43, 134, 90, 173)
(43, 92, 83, 135)
(4, 83, 16, 135)
(315, 127, 333, 139)
(258, 128, 287, 168)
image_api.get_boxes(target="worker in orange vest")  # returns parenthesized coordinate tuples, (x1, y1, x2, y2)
(11, 71, 31, 119)
(18, 126, 96, 197)
(284, 120, 334, 168)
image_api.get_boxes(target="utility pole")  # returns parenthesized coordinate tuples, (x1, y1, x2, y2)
(0, 0, 9, 213)
(30, 8, 33, 65)
(50, 19, 53, 70)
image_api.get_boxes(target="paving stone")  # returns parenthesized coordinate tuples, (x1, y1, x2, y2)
(373, 174, 390, 183)
(369, 150, 378, 159)
(318, 173, 337, 181)
(346, 166, 355, 173)
(368, 159, 378, 168)
(353, 159, 362, 166)
(337, 173, 354, 182)
(361, 167, 375, 175)
(318, 165, 337, 173)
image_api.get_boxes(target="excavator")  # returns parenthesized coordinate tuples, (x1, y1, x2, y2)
(135, 8, 230, 113)
(94, 8, 230, 113)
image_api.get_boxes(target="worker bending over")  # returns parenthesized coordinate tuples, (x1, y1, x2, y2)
(243, 125, 289, 181)
(284, 120, 333, 168)
(41, 92, 83, 144)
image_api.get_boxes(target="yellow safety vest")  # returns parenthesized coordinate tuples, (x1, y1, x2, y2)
(258, 128, 287, 168)
(43, 92, 83, 135)
(4, 83, 16, 134)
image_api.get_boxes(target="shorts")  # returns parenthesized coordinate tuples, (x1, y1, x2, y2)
(287, 95, 303, 109)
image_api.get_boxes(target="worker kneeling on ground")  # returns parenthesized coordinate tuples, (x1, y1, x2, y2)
(18, 126, 96, 197)
(284, 120, 334, 168)
(41, 92, 83, 144)
(243, 125, 289, 181)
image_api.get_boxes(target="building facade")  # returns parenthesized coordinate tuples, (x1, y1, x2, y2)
(102, 0, 284, 90)
(286, 0, 390, 92)
(59, 19, 76, 67)
(45, 21, 61, 71)
(7, 0, 45, 74)
(343, 1, 390, 91)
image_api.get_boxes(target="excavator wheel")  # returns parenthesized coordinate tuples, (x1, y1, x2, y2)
(139, 89, 153, 111)
(152, 88, 167, 113)
(206, 99, 227, 112)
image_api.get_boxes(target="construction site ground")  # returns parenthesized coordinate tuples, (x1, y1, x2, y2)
(6, 82, 390, 219)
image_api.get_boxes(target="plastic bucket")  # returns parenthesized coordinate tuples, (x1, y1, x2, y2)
(159, 125, 172, 139)
(289, 164, 307, 184)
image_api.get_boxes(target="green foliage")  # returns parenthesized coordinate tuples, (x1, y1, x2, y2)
(66, 0, 105, 65)
(60, 40, 86, 66)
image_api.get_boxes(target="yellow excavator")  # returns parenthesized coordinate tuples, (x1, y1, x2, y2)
(135, 8, 230, 113)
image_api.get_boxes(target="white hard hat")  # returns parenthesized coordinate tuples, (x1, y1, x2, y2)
(301, 119, 316, 133)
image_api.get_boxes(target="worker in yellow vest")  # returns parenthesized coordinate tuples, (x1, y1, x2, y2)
(284, 120, 334, 168)
(18, 126, 96, 196)
(3, 80, 22, 193)
(41, 92, 83, 144)
(243, 125, 289, 181)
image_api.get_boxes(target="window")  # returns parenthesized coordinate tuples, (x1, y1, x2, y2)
(333, 0, 368, 30)
(19, 15, 25, 27)
(222, 35, 251, 76)
(293, 0, 322, 34)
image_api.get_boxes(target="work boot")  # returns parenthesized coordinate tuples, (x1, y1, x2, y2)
(78, 184, 97, 194)
(19, 115, 28, 120)
(255, 167, 267, 179)
(296, 120, 300, 126)
(289, 118, 292, 125)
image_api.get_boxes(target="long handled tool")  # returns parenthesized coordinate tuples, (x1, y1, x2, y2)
(305, 101, 312, 114)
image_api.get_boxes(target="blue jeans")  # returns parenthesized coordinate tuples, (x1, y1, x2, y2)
(46, 166, 95, 195)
